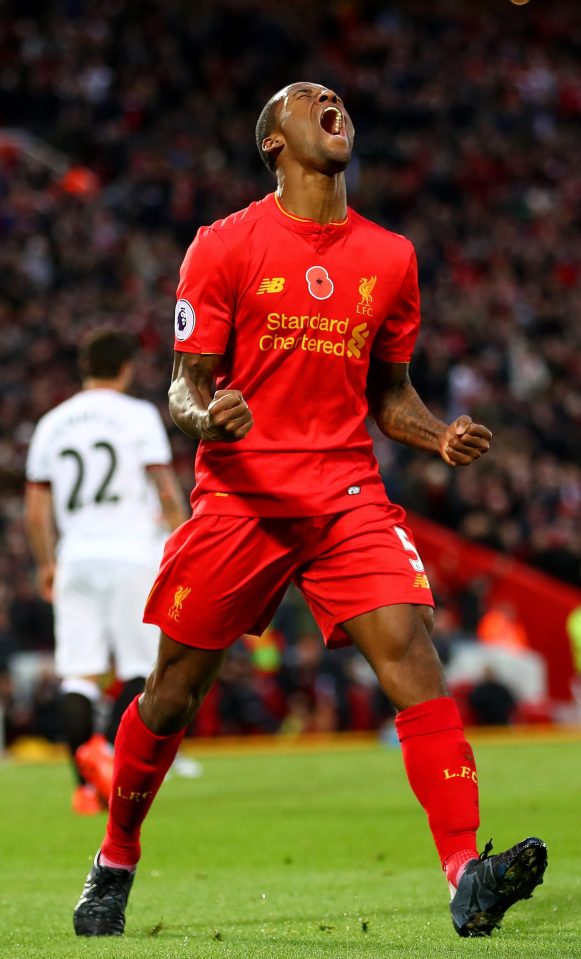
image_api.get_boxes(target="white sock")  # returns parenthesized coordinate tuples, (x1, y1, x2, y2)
(99, 851, 136, 872)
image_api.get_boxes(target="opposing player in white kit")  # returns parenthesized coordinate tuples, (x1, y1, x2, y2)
(25, 330, 188, 814)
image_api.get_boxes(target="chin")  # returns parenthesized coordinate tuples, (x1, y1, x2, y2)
(318, 149, 352, 175)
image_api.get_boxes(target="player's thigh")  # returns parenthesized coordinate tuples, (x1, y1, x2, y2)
(343, 602, 435, 662)
(343, 603, 445, 708)
(144, 514, 301, 650)
(296, 505, 434, 649)
(53, 561, 109, 678)
(108, 561, 160, 680)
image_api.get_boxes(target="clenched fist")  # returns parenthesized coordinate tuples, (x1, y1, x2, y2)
(439, 415, 492, 467)
(202, 389, 253, 442)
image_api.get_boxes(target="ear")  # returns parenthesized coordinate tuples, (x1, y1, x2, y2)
(262, 135, 284, 162)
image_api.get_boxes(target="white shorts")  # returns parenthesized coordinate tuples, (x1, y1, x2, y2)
(53, 558, 160, 681)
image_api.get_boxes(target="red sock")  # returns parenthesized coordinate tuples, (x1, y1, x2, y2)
(101, 697, 185, 867)
(395, 696, 479, 885)
(444, 848, 478, 889)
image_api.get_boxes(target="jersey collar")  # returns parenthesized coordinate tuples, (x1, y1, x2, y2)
(270, 192, 350, 234)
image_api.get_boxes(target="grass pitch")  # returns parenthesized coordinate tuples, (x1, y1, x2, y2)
(1, 735, 579, 959)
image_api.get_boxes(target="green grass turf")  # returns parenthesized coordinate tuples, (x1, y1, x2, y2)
(0, 738, 579, 959)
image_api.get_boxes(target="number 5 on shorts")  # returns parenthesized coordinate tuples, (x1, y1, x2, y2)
(393, 525, 425, 573)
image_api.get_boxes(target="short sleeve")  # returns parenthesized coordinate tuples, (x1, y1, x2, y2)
(174, 226, 234, 354)
(26, 418, 52, 484)
(372, 248, 421, 363)
(138, 403, 173, 467)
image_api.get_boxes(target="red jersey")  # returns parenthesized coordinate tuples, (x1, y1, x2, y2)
(174, 192, 420, 518)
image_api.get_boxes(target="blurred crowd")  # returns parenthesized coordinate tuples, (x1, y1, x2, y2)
(0, 0, 580, 737)
(2, 587, 552, 743)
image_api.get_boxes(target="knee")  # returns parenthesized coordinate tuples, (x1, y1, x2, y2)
(141, 667, 206, 736)
(347, 605, 445, 708)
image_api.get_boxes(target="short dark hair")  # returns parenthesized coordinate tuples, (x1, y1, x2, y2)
(79, 328, 138, 379)
(255, 93, 282, 174)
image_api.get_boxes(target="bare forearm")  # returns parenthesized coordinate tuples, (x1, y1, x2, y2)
(149, 467, 189, 531)
(168, 351, 214, 440)
(24, 486, 57, 602)
(168, 374, 212, 440)
(24, 487, 56, 566)
(367, 359, 492, 466)
(168, 352, 253, 443)
(26, 519, 56, 566)
(374, 380, 447, 452)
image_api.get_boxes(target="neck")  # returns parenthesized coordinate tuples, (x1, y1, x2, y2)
(83, 378, 125, 392)
(275, 168, 347, 224)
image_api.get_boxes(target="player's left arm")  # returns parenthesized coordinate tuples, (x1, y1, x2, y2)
(367, 359, 492, 467)
(146, 465, 189, 531)
(24, 483, 57, 601)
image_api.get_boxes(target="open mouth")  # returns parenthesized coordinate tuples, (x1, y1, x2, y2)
(320, 105, 345, 136)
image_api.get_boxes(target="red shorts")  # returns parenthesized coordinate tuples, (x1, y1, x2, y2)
(144, 503, 434, 650)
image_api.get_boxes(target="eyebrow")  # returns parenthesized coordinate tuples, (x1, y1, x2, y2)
(292, 86, 344, 104)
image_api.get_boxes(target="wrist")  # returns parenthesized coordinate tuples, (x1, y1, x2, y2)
(435, 427, 449, 455)
(200, 409, 220, 441)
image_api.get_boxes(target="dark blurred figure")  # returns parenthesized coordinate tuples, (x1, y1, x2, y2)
(458, 578, 490, 635)
(468, 667, 517, 726)
(9, 580, 53, 652)
(528, 525, 580, 588)
(278, 633, 352, 733)
(218, 648, 278, 734)
(0, 671, 32, 746)
(30, 669, 61, 742)
(0, 607, 18, 672)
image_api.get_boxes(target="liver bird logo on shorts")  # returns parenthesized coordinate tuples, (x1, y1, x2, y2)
(168, 585, 191, 622)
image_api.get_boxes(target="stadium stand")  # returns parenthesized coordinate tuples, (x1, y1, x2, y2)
(0, 0, 579, 737)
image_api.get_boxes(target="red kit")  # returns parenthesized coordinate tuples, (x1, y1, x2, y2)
(145, 193, 433, 648)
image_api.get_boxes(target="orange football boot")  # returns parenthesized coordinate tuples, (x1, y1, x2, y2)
(75, 734, 114, 805)
(72, 784, 106, 816)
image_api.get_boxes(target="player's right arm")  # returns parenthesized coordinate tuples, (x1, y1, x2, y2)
(25, 418, 57, 601)
(24, 483, 56, 602)
(169, 225, 253, 443)
(168, 352, 253, 442)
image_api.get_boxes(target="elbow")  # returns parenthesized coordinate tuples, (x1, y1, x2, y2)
(366, 392, 387, 433)
(366, 395, 379, 426)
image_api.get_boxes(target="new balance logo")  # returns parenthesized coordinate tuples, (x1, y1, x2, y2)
(257, 277, 286, 294)
(413, 573, 431, 589)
